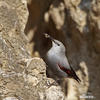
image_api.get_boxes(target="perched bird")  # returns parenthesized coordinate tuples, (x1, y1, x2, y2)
(44, 33, 81, 83)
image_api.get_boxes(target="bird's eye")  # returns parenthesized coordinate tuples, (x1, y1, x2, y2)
(57, 43, 60, 46)
(54, 40, 60, 46)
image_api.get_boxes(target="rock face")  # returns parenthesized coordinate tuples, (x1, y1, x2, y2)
(0, 0, 65, 100)
(25, 0, 100, 100)
(0, 0, 100, 100)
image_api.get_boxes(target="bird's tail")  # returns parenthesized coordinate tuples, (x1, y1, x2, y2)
(70, 66, 81, 83)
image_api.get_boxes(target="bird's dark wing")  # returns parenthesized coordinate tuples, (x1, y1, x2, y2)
(70, 65, 81, 83)
(57, 63, 81, 83)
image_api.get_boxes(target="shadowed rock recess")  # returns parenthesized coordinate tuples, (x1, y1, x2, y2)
(0, 0, 100, 100)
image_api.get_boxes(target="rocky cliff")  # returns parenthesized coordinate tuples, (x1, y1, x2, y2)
(0, 0, 100, 100)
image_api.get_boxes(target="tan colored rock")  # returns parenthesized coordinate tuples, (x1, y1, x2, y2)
(25, 0, 100, 100)
(88, 0, 100, 53)
(0, 0, 98, 99)
(45, 86, 64, 100)
(0, 0, 65, 100)
(3, 97, 18, 100)
(48, 2, 65, 30)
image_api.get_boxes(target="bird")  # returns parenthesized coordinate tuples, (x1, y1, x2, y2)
(44, 33, 81, 83)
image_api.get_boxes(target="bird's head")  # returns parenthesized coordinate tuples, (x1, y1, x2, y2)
(43, 33, 65, 53)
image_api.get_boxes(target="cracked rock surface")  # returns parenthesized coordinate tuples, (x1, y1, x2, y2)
(0, 0, 64, 100)
(0, 0, 100, 100)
